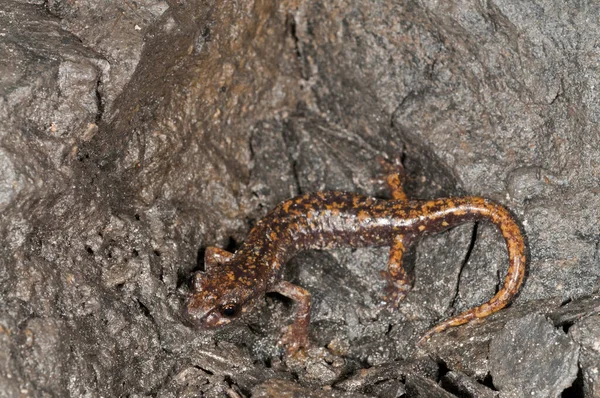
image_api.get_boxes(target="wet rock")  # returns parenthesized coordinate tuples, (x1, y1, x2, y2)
(1, 0, 298, 395)
(0, 1, 108, 209)
(3, 0, 600, 396)
(489, 313, 579, 397)
(46, 0, 168, 116)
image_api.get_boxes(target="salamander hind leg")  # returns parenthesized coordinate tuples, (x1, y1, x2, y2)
(269, 280, 312, 356)
(380, 234, 414, 308)
(378, 155, 408, 201)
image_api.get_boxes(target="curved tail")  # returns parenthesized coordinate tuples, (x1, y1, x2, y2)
(417, 197, 526, 344)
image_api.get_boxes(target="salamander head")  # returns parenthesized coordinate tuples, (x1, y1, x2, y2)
(184, 264, 259, 329)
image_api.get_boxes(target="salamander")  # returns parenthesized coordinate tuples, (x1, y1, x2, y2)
(185, 162, 526, 354)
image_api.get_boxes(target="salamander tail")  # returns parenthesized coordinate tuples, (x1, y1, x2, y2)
(417, 197, 526, 345)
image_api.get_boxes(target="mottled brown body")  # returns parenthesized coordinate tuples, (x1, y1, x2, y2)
(185, 165, 526, 354)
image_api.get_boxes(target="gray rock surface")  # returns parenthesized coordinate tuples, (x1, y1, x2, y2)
(46, 0, 168, 117)
(570, 314, 600, 397)
(442, 371, 498, 398)
(489, 314, 579, 397)
(405, 375, 458, 398)
(252, 379, 368, 398)
(1, 0, 599, 396)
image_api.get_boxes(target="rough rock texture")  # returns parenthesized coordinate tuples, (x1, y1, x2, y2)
(1, 0, 600, 396)
(570, 314, 600, 397)
(252, 379, 368, 398)
(489, 314, 579, 397)
(442, 371, 498, 398)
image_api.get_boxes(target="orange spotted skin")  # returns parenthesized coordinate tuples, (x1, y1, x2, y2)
(185, 169, 526, 354)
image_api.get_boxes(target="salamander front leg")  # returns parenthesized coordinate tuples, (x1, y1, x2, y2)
(192, 247, 234, 290)
(204, 246, 233, 267)
(381, 234, 414, 308)
(269, 280, 312, 355)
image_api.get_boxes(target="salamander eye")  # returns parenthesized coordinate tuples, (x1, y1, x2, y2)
(220, 303, 239, 317)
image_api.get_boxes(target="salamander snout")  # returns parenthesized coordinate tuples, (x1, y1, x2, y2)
(184, 266, 258, 329)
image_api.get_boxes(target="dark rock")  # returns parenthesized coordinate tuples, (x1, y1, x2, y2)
(423, 297, 562, 378)
(489, 314, 579, 396)
(405, 374, 457, 398)
(46, 0, 168, 116)
(441, 371, 498, 398)
(335, 357, 438, 394)
(453, 223, 506, 315)
(2, 0, 600, 396)
(249, 119, 298, 212)
(0, 1, 108, 211)
(547, 293, 600, 327)
(284, 346, 349, 387)
(569, 314, 600, 398)
(252, 378, 368, 398)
